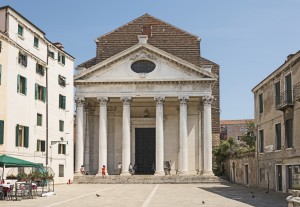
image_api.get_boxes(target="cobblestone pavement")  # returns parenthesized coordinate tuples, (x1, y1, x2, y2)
(0, 183, 288, 207)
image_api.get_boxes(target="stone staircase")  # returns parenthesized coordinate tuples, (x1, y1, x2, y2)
(73, 175, 229, 184)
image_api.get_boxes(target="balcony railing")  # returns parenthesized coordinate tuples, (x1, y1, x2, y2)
(294, 82, 300, 102)
(276, 90, 294, 110)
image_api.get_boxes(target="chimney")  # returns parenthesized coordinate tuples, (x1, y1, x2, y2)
(53, 42, 64, 50)
(286, 54, 294, 62)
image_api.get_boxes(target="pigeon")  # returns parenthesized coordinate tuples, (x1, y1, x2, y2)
(202, 201, 205, 204)
(265, 191, 269, 194)
(250, 191, 254, 194)
(96, 194, 100, 197)
(252, 195, 255, 198)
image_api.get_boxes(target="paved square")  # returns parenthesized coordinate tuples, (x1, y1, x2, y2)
(0, 183, 288, 207)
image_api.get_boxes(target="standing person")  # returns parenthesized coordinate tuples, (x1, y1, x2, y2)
(129, 163, 133, 175)
(80, 165, 86, 175)
(101, 165, 106, 178)
(118, 162, 122, 175)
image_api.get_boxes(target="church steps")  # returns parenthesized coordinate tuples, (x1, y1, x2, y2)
(73, 175, 228, 184)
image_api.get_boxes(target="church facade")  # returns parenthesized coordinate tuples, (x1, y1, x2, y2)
(74, 14, 220, 176)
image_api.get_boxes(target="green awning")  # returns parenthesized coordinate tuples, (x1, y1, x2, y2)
(0, 154, 41, 168)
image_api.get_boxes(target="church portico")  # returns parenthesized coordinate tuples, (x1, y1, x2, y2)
(74, 14, 220, 177)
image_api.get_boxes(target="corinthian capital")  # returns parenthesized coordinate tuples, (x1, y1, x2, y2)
(154, 96, 165, 106)
(178, 96, 189, 105)
(75, 97, 85, 107)
(121, 97, 132, 105)
(202, 96, 214, 106)
(97, 97, 108, 106)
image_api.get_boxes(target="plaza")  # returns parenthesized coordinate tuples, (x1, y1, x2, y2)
(0, 183, 288, 207)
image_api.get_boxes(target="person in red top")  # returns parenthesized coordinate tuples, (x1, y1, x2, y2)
(101, 165, 106, 178)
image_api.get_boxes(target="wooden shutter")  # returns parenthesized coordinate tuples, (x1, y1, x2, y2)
(42, 87, 47, 102)
(63, 144, 66, 154)
(18, 53, 21, 64)
(62, 96, 66, 109)
(24, 77, 27, 95)
(62, 55, 65, 65)
(16, 124, 19, 146)
(0, 120, 4, 144)
(17, 75, 20, 93)
(0, 64, 2, 85)
(58, 144, 61, 154)
(24, 55, 27, 67)
(59, 94, 62, 108)
(58, 53, 61, 62)
(35, 83, 38, 99)
(41, 140, 45, 152)
(24, 126, 29, 148)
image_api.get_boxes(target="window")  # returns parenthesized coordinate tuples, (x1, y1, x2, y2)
(259, 129, 264, 153)
(0, 120, 4, 144)
(59, 120, 64, 132)
(0, 41, 2, 53)
(58, 144, 66, 154)
(259, 93, 263, 114)
(288, 165, 300, 190)
(58, 75, 66, 87)
(286, 74, 293, 103)
(36, 63, 45, 76)
(275, 123, 281, 150)
(18, 24, 23, 37)
(275, 81, 280, 106)
(34, 36, 39, 48)
(0, 64, 2, 85)
(15, 124, 29, 148)
(286, 118, 293, 148)
(48, 51, 55, 59)
(131, 60, 156, 73)
(18, 52, 27, 67)
(35, 84, 46, 102)
(58, 52, 65, 65)
(59, 94, 66, 109)
(59, 165, 64, 177)
(17, 75, 27, 95)
(36, 140, 45, 152)
(37, 113, 42, 126)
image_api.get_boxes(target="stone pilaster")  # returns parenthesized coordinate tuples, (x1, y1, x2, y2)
(178, 96, 189, 175)
(121, 97, 132, 176)
(154, 96, 165, 176)
(75, 98, 85, 175)
(97, 97, 108, 176)
(202, 96, 214, 175)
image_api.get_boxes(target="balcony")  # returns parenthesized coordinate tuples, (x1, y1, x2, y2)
(276, 90, 294, 110)
(294, 82, 300, 102)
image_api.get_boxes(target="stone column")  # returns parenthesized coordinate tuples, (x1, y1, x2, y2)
(202, 96, 214, 175)
(178, 96, 189, 175)
(121, 97, 132, 176)
(97, 97, 108, 176)
(154, 97, 165, 175)
(75, 98, 85, 175)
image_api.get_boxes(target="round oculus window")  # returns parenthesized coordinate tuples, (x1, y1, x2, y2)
(131, 60, 156, 73)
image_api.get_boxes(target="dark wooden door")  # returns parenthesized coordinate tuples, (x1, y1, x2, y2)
(135, 128, 155, 174)
(277, 165, 282, 191)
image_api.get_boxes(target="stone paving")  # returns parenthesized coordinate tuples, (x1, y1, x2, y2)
(0, 183, 288, 207)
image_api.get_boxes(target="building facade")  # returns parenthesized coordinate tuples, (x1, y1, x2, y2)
(220, 119, 254, 141)
(252, 51, 300, 192)
(0, 6, 74, 183)
(74, 14, 220, 176)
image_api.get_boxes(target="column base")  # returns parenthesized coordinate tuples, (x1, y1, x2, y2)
(74, 171, 83, 176)
(120, 172, 131, 176)
(202, 170, 214, 176)
(154, 170, 165, 176)
(177, 170, 189, 175)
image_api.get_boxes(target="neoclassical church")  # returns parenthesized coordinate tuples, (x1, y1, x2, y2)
(74, 14, 220, 176)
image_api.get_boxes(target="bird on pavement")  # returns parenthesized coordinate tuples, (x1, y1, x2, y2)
(250, 191, 254, 194)
(252, 195, 255, 198)
(266, 191, 269, 194)
(202, 201, 205, 204)
(96, 194, 100, 197)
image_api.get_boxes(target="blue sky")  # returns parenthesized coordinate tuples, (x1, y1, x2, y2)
(1, 0, 299, 120)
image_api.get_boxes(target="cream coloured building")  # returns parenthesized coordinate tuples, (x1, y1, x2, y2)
(74, 14, 220, 176)
(0, 6, 74, 183)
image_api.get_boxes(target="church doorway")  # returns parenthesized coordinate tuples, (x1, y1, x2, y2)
(135, 128, 155, 175)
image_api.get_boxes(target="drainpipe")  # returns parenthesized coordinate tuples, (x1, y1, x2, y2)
(46, 46, 49, 166)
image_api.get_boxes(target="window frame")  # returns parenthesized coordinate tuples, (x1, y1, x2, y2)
(59, 120, 64, 132)
(37, 113, 42, 126)
(17, 75, 27, 95)
(36, 63, 45, 76)
(58, 75, 66, 87)
(259, 129, 264, 153)
(275, 81, 280, 106)
(285, 118, 293, 148)
(275, 123, 281, 150)
(35, 83, 46, 102)
(59, 164, 64, 177)
(18, 52, 27, 67)
(259, 93, 264, 114)
(58, 143, 66, 154)
(59, 94, 66, 110)
(18, 24, 24, 37)
(36, 140, 45, 152)
(34, 36, 39, 48)
(15, 124, 29, 148)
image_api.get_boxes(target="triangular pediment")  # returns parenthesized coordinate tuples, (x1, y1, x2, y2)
(75, 42, 217, 83)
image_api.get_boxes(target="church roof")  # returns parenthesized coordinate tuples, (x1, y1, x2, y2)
(78, 14, 218, 69)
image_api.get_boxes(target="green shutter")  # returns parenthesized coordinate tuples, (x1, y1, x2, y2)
(0, 120, 4, 144)
(63, 144, 66, 154)
(58, 144, 60, 154)
(62, 55, 65, 65)
(16, 124, 19, 146)
(35, 83, 38, 99)
(24, 77, 27, 95)
(41, 140, 45, 152)
(58, 53, 61, 62)
(59, 94, 61, 108)
(24, 126, 29, 148)
(24, 55, 27, 67)
(0, 64, 2, 85)
(42, 87, 47, 102)
(17, 75, 20, 93)
(62, 96, 66, 109)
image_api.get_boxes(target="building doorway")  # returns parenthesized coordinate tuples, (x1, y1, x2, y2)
(276, 165, 282, 191)
(244, 164, 249, 186)
(135, 128, 155, 175)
